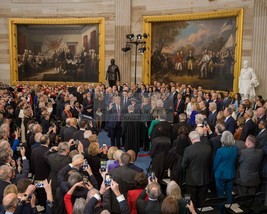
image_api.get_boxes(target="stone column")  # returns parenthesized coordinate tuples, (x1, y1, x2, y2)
(115, 0, 131, 84)
(252, 0, 267, 97)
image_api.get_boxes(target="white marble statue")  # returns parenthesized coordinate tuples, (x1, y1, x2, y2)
(239, 60, 259, 100)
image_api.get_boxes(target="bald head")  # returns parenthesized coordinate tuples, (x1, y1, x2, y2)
(127, 150, 136, 162)
(70, 118, 78, 127)
(257, 107, 265, 118)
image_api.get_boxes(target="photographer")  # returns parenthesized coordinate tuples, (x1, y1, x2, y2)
(12, 147, 30, 184)
(84, 179, 130, 214)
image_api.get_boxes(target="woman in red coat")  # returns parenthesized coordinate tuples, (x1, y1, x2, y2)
(127, 172, 148, 214)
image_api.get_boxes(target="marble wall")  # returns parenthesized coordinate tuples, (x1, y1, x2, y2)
(1, 0, 266, 96)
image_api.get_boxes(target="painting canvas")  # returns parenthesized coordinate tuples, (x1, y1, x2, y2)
(143, 9, 243, 92)
(9, 18, 105, 85)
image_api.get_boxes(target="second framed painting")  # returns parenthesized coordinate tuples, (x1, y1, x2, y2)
(9, 17, 105, 85)
(143, 9, 243, 92)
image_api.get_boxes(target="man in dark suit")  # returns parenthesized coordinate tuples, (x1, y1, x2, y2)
(44, 142, 71, 194)
(236, 103, 246, 120)
(0, 165, 13, 203)
(221, 90, 232, 110)
(172, 113, 191, 140)
(236, 135, 263, 195)
(107, 96, 122, 147)
(121, 91, 131, 112)
(181, 131, 212, 208)
(210, 122, 225, 156)
(208, 102, 218, 132)
(173, 93, 185, 123)
(199, 100, 209, 118)
(256, 120, 267, 148)
(79, 130, 92, 149)
(31, 134, 51, 207)
(72, 120, 87, 141)
(84, 180, 130, 214)
(240, 109, 257, 141)
(136, 181, 165, 214)
(169, 86, 178, 105)
(224, 107, 236, 134)
(109, 152, 138, 213)
(127, 150, 143, 172)
(63, 117, 78, 141)
(211, 92, 221, 111)
(150, 109, 173, 141)
(31, 134, 51, 180)
(256, 107, 267, 135)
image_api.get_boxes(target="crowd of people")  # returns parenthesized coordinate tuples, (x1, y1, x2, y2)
(0, 79, 266, 214)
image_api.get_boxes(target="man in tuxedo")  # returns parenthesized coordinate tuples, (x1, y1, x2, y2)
(224, 107, 236, 134)
(181, 131, 212, 208)
(109, 152, 137, 213)
(136, 181, 165, 214)
(236, 135, 263, 195)
(208, 102, 218, 132)
(173, 93, 185, 124)
(107, 96, 122, 147)
(256, 120, 267, 148)
(240, 109, 257, 141)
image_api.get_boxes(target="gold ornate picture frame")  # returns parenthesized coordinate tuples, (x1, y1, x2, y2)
(143, 9, 243, 92)
(9, 17, 105, 85)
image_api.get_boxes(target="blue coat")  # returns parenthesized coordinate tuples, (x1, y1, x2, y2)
(213, 146, 238, 179)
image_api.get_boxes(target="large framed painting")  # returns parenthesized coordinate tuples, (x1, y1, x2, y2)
(9, 18, 105, 85)
(143, 9, 243, 92)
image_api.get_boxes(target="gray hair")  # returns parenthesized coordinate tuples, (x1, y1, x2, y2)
(72, 154, 84, 162)
(68, 172, 82, 187)
(147, 182, 161, 200)
(86, 188, 99, 203)
(73, 198, 86, 214)
(209, 102, 217, 110)
(34, 133, 42, 143)
(195, 114, 204, 125)
(220, 130, 235, 147)
(246, 108, 254, 117)
(58, 142, 70, 153)
(0, 165, 12, 181)
(166, 180, 182, 201)
(215, 123, 225, 134)
(33, 124, 42, 134)
(84, 130, 92, 139)
(188, 131, 200, 142)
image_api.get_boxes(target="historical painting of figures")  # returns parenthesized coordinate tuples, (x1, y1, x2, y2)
(143, 9, 243, 92)
(9, 18, 105, 85)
